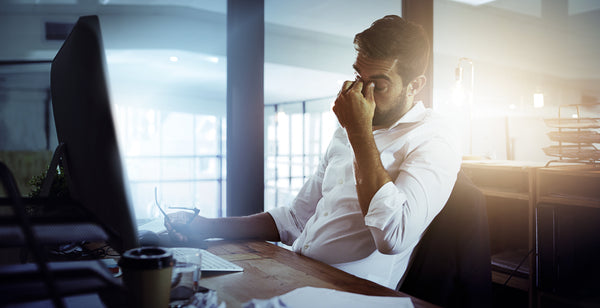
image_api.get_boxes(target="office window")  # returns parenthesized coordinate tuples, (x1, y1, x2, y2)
(264, 98, 338, 211)
(101, 3, 227, 224)
(114, 105, 226, 224)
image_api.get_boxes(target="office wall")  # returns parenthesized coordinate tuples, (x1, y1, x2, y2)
(1, 1, 598, 160)
(0, 3, 340, 140)
(0, 89, 49, 150)
(433, 0, 600, 161)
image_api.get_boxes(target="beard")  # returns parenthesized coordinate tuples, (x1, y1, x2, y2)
(371, 86, 409, 127)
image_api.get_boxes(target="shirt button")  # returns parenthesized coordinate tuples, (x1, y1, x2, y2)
(323, 212, 329, 217)
(303, 244, 309, 250)
(338, 179, 343, 184)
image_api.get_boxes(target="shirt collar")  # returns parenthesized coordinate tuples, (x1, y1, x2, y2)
(374, 101, 427, 132)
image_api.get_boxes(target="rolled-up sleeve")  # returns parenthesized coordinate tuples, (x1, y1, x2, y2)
(268, 156, 326, 246)
(268, 206, 302, 246)
(364, 134, 461, 255)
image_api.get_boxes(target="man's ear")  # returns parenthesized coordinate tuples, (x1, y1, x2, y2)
(408, 75, 427, 96)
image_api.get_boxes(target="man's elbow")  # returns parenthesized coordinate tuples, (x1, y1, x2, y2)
(376, 243, 399, 255)
(370, 227, 405, 255)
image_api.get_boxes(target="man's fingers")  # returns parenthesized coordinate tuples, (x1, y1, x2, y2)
(172, 223, 191, 235)
(363, 81, 375, 102)
(168, 229, 186, 242)
(164, 216, 173, 230)
(165, 211, 193, 243)
(168, 223, 190, 243)
(340, 80, 355, 94)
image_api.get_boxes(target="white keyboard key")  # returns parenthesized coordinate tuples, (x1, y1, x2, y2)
(201, 249, 243, 272)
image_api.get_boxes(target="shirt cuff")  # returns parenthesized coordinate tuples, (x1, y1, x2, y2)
(267, 206, 301, 246)
(364, 181, 407, 231)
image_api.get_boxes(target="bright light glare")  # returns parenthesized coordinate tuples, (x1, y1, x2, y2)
(450, 0, 496, 6)
(572, 114, 579, 118)
(509, 104, 516, 110)
(207, 57, 219, 63)
(169, 56, 179, 62)
(533, 92, 544, 108)
(276, 111, 287, 123)
(452, 83, 466, 106)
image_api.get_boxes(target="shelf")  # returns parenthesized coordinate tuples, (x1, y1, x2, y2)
(537, 165, 600, 176)
(538, 195, 600, 208)
(547, 130, 600, 143)
(538, 290, 600, 307)
(543, 145, 600, 161)
(479, 187, 529, 201)
(537, 166, 600, 208)
(492, 249, 529, 272)
(461, 162, 535, 201)
(544, 103, 600, 165)
(492, 271, 529, 291)
(544, 118, 600, 129)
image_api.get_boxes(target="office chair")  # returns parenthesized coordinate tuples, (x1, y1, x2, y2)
(398, 170, 492, 308)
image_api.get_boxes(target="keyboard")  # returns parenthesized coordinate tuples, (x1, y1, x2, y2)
(201, 249, 244, 272)
(169, 247, 244, 272)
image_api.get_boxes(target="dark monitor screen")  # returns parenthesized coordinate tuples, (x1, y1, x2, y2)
(50, 15, 138, 253)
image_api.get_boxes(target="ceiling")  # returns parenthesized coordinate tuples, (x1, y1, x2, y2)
(1, 0, 599, 111)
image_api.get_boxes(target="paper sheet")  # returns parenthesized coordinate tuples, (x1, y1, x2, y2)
(242, 286, 414, 308)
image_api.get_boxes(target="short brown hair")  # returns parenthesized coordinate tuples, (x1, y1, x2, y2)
(354, 15, 430, 83)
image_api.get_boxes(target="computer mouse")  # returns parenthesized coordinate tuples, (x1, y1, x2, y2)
(138, 230, 160, 246)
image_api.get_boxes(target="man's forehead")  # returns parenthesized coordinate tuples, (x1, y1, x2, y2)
(354, 53, 398, 75)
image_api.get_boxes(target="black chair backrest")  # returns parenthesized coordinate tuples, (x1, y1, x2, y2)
(398, 170, 492, 308)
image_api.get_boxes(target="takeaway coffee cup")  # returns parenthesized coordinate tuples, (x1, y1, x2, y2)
(119, 247, 173, 308)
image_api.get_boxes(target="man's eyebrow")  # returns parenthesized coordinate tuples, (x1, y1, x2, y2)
(352, 64, 392, 82)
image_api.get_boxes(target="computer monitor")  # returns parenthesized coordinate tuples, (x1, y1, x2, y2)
(50, 15, 138, 253)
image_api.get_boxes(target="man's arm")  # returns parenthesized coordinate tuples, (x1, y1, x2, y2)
(166, 211, 280, 243)
(167, 161, 326, 245)
(364, 137, 461, 254)
(349, 131, 393, 216)
(333, 80, 392, 216)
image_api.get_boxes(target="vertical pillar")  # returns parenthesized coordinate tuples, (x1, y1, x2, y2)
(226, 0, 264, 216)
(402, 0, 433, 108)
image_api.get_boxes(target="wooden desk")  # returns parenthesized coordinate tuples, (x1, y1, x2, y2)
(200, 240, 437, 308)
(461, 161, 600, 308)
(461, 160, 543, 298)
(535, 165, 600, 307)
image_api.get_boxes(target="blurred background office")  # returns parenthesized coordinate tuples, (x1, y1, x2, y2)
(0, 0, 598, 225)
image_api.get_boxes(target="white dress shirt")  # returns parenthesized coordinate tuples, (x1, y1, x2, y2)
(268, 102, 462, 289)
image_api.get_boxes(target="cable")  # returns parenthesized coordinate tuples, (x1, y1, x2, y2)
(49, 242, 120, 260)
(503, 248, 534, 288)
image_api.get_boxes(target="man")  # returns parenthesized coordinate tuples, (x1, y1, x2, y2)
(166, 15, 461, 289)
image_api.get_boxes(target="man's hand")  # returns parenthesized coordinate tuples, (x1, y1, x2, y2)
(333, 79, 393, 216)
(333, 79, 376, 134)
(164, 211, 206, 243)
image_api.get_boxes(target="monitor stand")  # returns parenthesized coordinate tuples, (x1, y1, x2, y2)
(40, 142, 72, 199)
